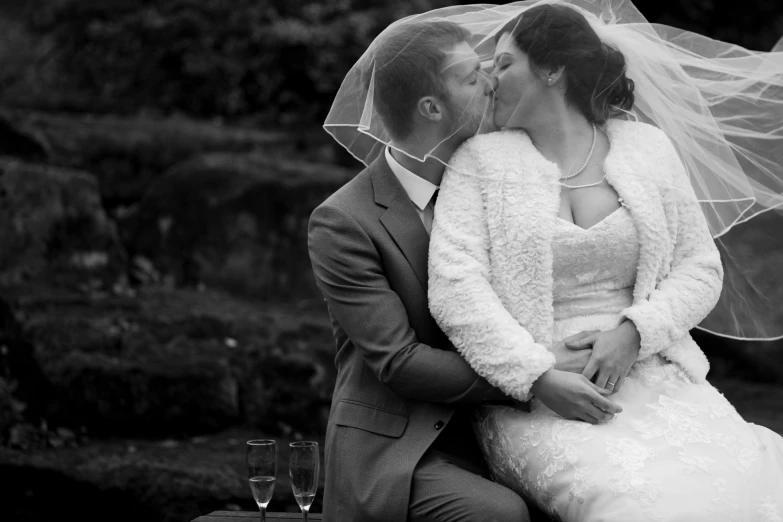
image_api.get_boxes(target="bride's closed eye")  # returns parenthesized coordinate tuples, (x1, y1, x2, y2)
(493, 61, 510, 73)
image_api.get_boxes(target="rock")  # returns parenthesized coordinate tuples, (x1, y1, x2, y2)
(0, 114, 48, 161)
(0, 433, 247, 522)
(130, 152, 353, 300)
(46, 350, 240, 435)
(6, 422, 47, 451)
(0, 427, 326, 522)
(0, 298, 55, 442)
(8, 285, 334, 436)
(0, 377, 16, 438)
(0, 157, 126, 288)
(240, 342, 333, 435)
(0, 109, 318, 205)
(55, 426, 75, 440)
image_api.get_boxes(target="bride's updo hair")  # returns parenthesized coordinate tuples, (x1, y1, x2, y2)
(498, 4, 634, 124)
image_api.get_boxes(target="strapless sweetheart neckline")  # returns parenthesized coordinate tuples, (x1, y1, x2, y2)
(555, 206, 623, 232)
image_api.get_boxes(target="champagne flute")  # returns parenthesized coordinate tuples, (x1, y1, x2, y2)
(289, 441, 319, 521)
(246, 440, 277, 522)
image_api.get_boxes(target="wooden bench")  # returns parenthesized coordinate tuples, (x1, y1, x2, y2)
(194, 511, 322, 522)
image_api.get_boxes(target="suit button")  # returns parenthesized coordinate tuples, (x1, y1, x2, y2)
(434, 420, 444, 430)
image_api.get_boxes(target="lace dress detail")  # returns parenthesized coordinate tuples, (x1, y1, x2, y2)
(475, 207, 783, 521)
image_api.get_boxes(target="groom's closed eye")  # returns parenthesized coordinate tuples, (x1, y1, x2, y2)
(463, 61, 482, 85)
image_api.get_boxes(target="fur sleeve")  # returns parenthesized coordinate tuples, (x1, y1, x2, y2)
(622, 133, 724, 360)
(428, 142, 555, 401)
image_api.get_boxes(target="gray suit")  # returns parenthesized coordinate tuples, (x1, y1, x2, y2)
(308, 157, 528, 522)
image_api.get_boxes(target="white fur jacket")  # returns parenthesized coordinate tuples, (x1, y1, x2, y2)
(428, 120, 723, 402)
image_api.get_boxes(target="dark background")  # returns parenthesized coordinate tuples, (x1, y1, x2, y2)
(0, 1, 781, 521)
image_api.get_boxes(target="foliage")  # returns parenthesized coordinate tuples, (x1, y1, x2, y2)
(2, 0, 780, 126)
(14, 0, 465, 124)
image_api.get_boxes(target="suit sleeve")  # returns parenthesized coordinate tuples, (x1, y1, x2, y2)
(621, 133, 724, 360)
(308, 202, 507, 404)
(428, 145, 555, 402)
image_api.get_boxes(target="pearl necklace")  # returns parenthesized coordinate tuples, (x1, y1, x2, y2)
(560, 123, 597, 181)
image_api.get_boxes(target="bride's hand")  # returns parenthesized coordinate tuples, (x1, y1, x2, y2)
(565, 320, 641, 394)
(530, 369, 622, 424)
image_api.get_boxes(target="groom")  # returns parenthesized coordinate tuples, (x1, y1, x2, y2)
(309, 20, 591, 522)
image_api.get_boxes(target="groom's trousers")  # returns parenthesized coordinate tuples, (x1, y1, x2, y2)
(408, 448, 530, 522)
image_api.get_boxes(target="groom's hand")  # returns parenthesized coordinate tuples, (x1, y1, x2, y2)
(551, 330, 599, 374)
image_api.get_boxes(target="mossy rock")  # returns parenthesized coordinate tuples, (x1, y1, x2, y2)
(129, 152, 353, 300)
(0, 157, 126, 288)
(7, 285, 334, 436)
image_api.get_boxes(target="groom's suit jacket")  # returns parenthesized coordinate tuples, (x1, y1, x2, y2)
(308, 155, 507, 522)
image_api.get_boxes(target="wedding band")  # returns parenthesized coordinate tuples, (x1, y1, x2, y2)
(606, 381, 616, 387)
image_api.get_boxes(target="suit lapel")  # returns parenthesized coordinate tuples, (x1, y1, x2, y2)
(371, 157, 431, 294)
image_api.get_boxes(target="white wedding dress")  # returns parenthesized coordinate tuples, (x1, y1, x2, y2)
(474, 205, 783, 522)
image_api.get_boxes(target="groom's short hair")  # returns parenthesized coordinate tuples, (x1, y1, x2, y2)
(366, 20, 470, 141)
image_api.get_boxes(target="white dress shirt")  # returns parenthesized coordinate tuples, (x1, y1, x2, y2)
(385, 147, 439, 235)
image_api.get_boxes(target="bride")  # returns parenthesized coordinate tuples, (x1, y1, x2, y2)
(428, 2, 783, 521)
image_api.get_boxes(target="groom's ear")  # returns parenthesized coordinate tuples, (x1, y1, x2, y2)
(417, 96, 444, 123)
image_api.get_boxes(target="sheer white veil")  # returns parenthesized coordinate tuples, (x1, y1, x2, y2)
(324, 0, 783, 341)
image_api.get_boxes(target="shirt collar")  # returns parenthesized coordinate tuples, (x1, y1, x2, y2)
(385, 146, 439, 211)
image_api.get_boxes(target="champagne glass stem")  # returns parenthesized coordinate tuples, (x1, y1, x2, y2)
(260, 504, 266, 522)
(302, 507, 309, 522)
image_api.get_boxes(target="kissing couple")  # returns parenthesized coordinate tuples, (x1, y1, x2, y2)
(308, 0, 783, 520)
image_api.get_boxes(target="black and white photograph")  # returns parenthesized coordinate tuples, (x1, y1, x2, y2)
(1, 0, 782, 521)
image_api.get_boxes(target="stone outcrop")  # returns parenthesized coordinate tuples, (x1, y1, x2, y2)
(8, 285, 334, 437)
(0, 157, 127, 288)
(0, 109, 332, 205)
(0, 428, 311, 522)
(129, 152, 353, 300)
